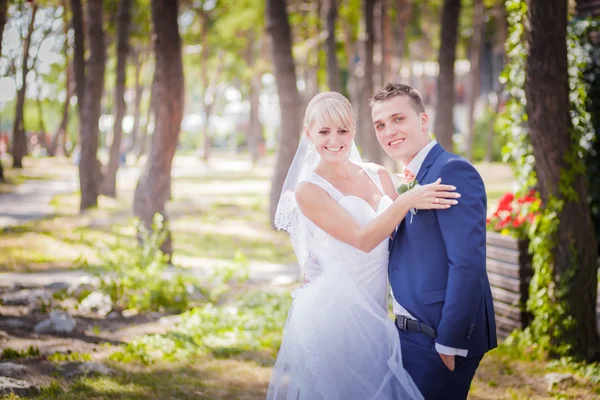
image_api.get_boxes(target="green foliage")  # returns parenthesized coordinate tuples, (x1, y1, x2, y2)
(110, 290, 292, 365)
(85, 214, 194, 314)
(1, 346, 40, 360)
(48, 351, 92, 363)
(470, 105, 508, 162)
(498, 1, 597, 359)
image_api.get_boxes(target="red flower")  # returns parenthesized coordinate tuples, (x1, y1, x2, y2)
(513, 215, 525, 228)
(498, 193, 515, 206)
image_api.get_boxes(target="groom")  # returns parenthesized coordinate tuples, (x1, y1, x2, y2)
(371, 83, 497, 399)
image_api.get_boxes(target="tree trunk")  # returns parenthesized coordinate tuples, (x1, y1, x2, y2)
(391, 0, 412, 80)
(246, 31, 264, 164)
(133, 0, 184, 255)
(323, 0, 342, 92)
(129, 47, 145, 153)
(50, 1, 72, 158)
(79, 0, 106, 210)
(433, 0, 461, 152)
(70, 0, 85, 116)
(11, 3, 38, 168)
(137, 75, 156, 162)
(202, 101, 213, 162)
(525, 0, 600, 361)
(104, 0, 131, 197)
(359, 0, 383, 164)
(485, 1, 507, 162)
(35, 90, 48, 151)
(248, 72, 263, 164)
(466, 0, 483, 161)
(0, 0, 7, 180)
(266, 0, 303, 222)
(51, 62, 73, 157)
(381, 0, 393, 83)
(342, 12, 360, 129)
(0, 0, 6, 61)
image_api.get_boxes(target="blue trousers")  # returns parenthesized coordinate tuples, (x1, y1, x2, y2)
(398, 328, 483, 400)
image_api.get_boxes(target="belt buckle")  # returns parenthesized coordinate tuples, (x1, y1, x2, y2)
(401, 316, 408, 331)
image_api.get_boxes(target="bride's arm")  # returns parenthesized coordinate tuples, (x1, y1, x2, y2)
(295, 179, 458, 253)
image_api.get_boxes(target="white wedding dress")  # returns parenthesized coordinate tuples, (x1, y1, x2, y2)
(268, 164, 423, 400)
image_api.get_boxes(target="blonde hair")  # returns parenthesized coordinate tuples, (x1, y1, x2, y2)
(303, 92, 355, 134)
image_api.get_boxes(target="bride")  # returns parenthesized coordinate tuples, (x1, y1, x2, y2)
(268, 92, 459, 400)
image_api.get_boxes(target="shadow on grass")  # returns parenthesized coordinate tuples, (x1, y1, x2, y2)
(23, 356, 271, 400)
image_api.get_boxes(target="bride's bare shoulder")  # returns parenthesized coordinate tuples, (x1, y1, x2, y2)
(366, 163, 399, 199)
(295, 181, 332, 208)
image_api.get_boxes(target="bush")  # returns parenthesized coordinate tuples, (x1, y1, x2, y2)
(85, 214, 196, 314)
(110, 290, 292, 364)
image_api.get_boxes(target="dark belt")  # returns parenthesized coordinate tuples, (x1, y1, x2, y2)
(395, 315, 436, 339)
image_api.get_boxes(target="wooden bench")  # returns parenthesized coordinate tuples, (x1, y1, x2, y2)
(486, 232, 533, 338)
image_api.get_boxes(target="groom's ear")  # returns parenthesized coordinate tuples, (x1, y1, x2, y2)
(420, 112, 430, 132)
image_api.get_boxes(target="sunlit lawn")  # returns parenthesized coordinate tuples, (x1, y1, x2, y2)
(7, 156, 593, 400)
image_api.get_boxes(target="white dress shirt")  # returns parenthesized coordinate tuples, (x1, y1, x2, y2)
(390, 140, 469, 357)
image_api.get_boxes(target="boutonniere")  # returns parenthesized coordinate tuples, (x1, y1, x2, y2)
(397, 180, 419, 223)
(397, 179, 419, 195)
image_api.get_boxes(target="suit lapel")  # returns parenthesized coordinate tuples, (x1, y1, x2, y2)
(416, 143, 445, 183)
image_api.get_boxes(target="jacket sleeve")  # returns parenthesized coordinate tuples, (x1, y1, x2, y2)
(434, 158, 487, 350)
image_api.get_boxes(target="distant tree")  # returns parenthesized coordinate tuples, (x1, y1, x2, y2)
(323, 0, 342, 92)
(0, 0, 8, 181)
(133, 0, 184, 255)
(465, 0, 483, 161)
(104, 0, 132, 197)
(433, 0, 461, 152)
(50, 0, 72, 158)
(266, 0, 302, 221)
(11, 2, 38, 168)
(76, 0, 107, 210)
(358, 0, 383, 163)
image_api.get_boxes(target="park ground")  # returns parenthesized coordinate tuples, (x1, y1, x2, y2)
(0, 155, 598, 399)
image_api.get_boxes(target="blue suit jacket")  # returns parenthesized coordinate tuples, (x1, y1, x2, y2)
(389, 143, 497, 356)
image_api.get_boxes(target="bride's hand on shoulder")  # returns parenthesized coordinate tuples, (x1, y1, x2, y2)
(400, 178, 460, 210)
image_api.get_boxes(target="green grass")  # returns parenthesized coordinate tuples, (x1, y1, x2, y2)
(5, 357, 270, 400)
(1, 346, 40, 360)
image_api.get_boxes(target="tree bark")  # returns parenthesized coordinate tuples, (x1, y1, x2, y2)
(246, 31, 264, 164)
(35, 89, 48, 151)
(79, 0, 106, 210)
(466, 0, 483, 161)
(133, 0, 184, 255)
(381, 0, 393, 84)
(433, 0, 461, 152)
(11, 3, 38, 168)
(391, 0, 412, 80)
(266, 0, 303, 222)
(50, 0, 72, 158)
(129, 47, 145, 153)
(0, 0, 6, 61)
(342, 11, 360, 128)
(137, 74, 156, 162)
(104, 0, 132, 197)
(359, 0, 383, 164)
(525, 0, 600, 361)
(0, 0, 6, 180)
(70, 0, 85, 116)
(323, 0, 342, 92)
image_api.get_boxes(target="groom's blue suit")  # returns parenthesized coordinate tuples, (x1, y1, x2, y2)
(389, 143, 497, 399)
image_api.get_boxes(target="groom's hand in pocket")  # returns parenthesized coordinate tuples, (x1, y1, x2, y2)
(438, 353, 455, 371)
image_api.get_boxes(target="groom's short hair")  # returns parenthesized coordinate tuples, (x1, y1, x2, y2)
(370, 83, 425, 114)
